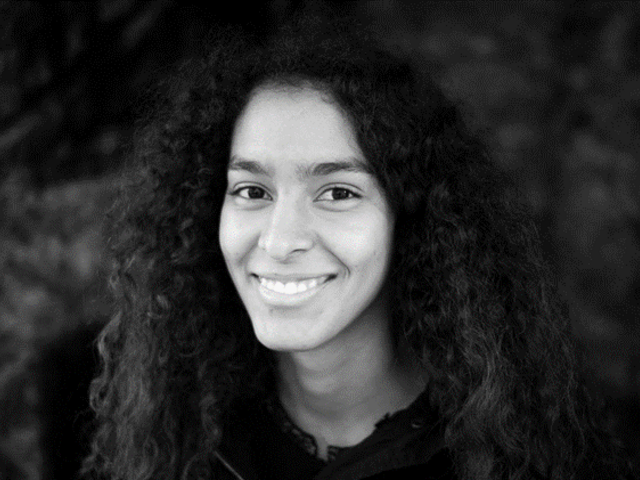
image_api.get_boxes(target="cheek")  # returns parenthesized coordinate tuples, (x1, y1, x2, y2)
(328, 216, 394, 270)
(219, 205, 251, 265)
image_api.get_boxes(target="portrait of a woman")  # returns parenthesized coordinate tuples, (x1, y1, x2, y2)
(82, 12, 637, 480)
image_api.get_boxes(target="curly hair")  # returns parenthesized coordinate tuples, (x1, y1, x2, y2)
(83, 13, 635, 480)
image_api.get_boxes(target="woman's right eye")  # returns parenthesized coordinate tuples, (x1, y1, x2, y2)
(232, 186, 271, 200)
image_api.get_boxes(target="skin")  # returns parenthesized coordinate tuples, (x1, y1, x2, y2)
(219, 85, 425, 458)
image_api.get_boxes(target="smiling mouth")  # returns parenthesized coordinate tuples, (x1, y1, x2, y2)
(255, 275, 335, 295)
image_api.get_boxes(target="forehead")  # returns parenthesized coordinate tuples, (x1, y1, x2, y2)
(230, 86, 365, 165)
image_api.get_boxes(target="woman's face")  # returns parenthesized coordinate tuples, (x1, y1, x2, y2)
(219, 86, 394, 353)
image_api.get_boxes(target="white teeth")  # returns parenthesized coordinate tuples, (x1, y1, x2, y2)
(258, 276, 328, 295)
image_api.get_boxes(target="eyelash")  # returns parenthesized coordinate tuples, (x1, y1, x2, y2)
(316, 187, 360, 201)
(230, 186, 360, 201)
(232, 185, 271, 200)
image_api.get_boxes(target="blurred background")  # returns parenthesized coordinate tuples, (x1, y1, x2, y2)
(1, 1, 639, 479)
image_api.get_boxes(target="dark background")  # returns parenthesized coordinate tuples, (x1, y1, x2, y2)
(1, 1, 639, 479)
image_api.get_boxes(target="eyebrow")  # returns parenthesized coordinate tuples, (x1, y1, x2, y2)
(227, 156, 373, 178)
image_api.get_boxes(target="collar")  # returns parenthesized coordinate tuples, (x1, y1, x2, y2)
(214, 390, 452, 480)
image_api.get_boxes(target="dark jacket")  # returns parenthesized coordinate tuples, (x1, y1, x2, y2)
(211, 393, 457, 480)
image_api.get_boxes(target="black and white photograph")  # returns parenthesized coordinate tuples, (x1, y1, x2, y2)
(1, 2, 639, 479)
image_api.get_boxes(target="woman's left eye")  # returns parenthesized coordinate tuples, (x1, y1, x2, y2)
(316, 187, 360, 201)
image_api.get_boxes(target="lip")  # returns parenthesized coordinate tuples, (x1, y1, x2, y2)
(252, 273, 336, 281)
(251, 273, 335, 307)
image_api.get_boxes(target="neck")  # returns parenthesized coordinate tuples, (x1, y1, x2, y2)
(276, 318, 426, 457)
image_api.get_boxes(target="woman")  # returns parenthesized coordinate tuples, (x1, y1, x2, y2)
(83, 14, 635, 480)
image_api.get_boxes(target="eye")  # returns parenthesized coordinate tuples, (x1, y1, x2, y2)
(232, 185, 272, 200)
(316, 187, 360, 201)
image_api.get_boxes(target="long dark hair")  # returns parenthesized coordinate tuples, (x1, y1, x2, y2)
(83, 14, 634, 480)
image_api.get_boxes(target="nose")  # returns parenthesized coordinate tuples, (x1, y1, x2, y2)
(258, 198, 314, 260)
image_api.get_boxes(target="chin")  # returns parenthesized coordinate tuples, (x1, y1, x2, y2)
(253, 331, 323, 353)
(251, 319, 332, 353)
